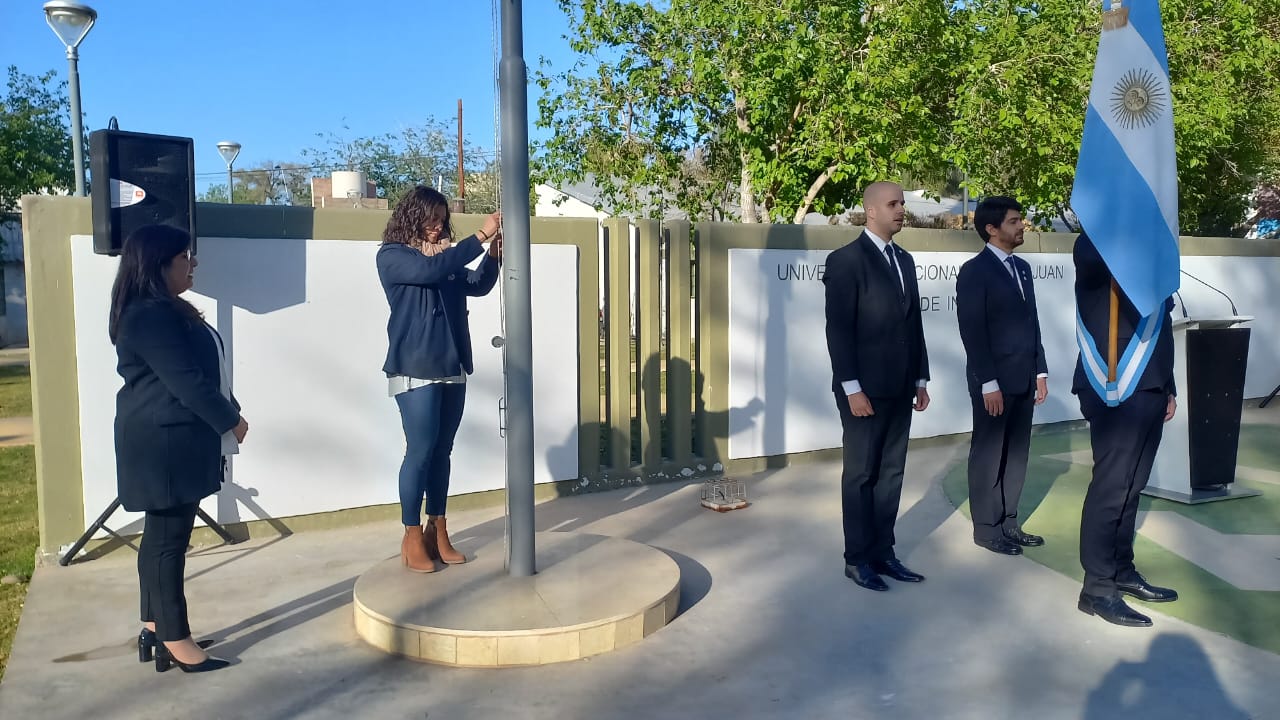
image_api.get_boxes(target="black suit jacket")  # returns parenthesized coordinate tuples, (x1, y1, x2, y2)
(823, 232, 930, 397)
(956, 247, 1047, 396)
(114, 298, 240, 512)
(1071, 234, 1176, 398)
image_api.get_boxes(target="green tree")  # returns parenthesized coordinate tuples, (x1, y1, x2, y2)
(1163, 0, 1280, 236)
(943, 1, 1097, 228)
(535, 1, 956, 223)
(201, 161, 314, 206)
(542, 1, 1280, 233)
(462, 161, 501, 214)
(0, 66, 76, 213)
(947, 0, 1280, 235)
(197, 182, 254, 204)
(301, 120, 492, 206)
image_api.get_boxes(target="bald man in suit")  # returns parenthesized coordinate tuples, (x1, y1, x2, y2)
(822, 181, 931, 592)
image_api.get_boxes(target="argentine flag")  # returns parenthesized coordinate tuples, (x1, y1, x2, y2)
(1071, 0, 1180, 317)
(1071, 0, 1180, 405)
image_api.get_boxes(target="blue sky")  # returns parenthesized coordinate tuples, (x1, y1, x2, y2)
(0, 1, 578, 194)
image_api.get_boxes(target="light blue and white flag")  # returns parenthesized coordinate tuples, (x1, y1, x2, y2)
(1071, 0, 1180, 405)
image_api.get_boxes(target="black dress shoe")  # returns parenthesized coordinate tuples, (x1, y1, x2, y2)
(139, 628, 214, 663)
(1077, 592, 1152, 627)
(1003, 527, 1045, 547)
(975, 537, 1023, 555)
(871, 559, 925, 582)
(845, 564, 889, 591)
(154, 643, 231, 674)
(1116, 575, 1179, 603)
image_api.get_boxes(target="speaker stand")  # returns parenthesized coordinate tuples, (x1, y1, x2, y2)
(57, 497, 240, 567)
(1260, 382, 1280, 409)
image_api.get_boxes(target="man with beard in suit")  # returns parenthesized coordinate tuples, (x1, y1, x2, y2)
(956, 196, 1049, 556)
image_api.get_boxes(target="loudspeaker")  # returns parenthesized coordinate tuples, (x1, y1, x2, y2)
(89, 129, 196, 256)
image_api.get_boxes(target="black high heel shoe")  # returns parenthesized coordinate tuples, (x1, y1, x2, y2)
(138, 628, 156, 663)
(139, 629, 214, 663)
(154, 642, 231, 673)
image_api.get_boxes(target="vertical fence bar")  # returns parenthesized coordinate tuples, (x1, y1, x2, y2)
(694, 223, 731, 461)
(664, 220, 693, 466)
(603, 217, 633, 471)
(636, 219, 663, 470)
(560, 219, 601, 481)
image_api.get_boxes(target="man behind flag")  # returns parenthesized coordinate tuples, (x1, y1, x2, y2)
(1070, 0, 1181, 628)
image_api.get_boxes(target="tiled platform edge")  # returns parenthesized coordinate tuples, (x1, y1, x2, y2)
(352, 532, 682, 667)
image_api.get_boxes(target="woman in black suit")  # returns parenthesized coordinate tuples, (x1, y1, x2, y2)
(109, 224, 247, 673)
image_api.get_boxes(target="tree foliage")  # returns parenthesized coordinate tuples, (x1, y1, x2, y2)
(301, 121, 493, 207)
(951, 0, 1280, 235)
(1161, 0, 1280, 236)
(539, 1, 1280, 234)
(944, 1, 1098, 228)
(536, 0, 955, 223)
(199, 162, 313, 206)
(0, 66, 75, 213)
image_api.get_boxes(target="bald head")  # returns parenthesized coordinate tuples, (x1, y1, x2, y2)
(862, 182, 906, 239)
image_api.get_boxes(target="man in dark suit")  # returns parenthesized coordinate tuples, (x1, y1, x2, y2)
(822, 181, 931, 592)
(1073, 233, 1179, 627)
(955, 196, 1048, 556)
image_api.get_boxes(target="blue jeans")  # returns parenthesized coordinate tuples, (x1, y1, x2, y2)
(395, 383, 466, 525)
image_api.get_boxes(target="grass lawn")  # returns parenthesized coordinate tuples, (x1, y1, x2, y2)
(0, 363, 33, 680)
(0, 445, 37, 680)
(0, 366, 32, 418)
(942, 424, 1280, 655)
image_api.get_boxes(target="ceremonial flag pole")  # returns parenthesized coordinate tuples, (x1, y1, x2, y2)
(498, 0, 536, 576)
(1071, 0, 1181, 403)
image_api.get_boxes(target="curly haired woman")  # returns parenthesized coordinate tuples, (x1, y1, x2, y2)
(376, 186, 502, 572)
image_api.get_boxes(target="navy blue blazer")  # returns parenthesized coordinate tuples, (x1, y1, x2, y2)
(823, 232, 930, 398)
(114, 298, 240, 512)
(955, 247, 1047, 396)
(1071, 234, 1176, 398)
(377, 236, 500, 379)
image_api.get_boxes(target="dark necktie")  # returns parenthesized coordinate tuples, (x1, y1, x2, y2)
(1005, 256, 1025, 299)
(885, 245, 905, 301)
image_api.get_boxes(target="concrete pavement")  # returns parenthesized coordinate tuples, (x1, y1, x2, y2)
(0, 344, 32, 446)
(0, 416, 32, 447)
(2, 431, 1276, 719)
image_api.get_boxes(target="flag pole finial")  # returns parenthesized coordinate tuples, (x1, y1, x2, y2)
(1103, 6, 1129, 30)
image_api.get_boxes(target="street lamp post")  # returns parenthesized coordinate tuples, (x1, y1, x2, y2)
(42, 1, 96, 197)
(216, 141, 241, 203)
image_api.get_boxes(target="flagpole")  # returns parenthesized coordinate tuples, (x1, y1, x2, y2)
(498, 0, 536, 577)
(1108, 280, 1120, 382)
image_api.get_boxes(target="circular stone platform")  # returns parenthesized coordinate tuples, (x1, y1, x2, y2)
(353, 531, 681, 667)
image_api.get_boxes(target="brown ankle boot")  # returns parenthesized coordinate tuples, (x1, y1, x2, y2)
(401, 526, 437, 573)
(420, 520, 441, 562)
(430, 517, 466, 564)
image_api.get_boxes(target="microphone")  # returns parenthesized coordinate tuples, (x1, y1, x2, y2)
(1180, 269, 1238, 316)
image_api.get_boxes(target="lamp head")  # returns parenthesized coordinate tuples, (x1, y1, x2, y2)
(43, 2, 97, 50)
(216, 141, 242, 167)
